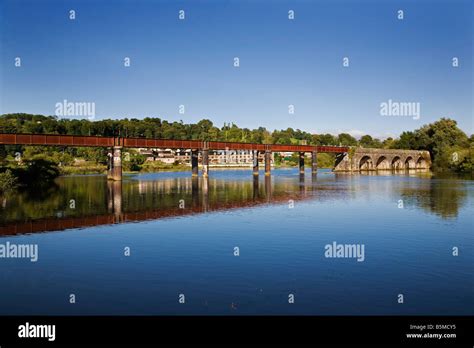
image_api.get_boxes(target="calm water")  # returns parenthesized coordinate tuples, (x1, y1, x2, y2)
(0, 169, 472, 315)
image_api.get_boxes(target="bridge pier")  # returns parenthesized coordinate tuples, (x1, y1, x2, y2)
(202, 148, 209, 177)
(107, 146, 122, 181)
(107, 180, 123, 221)
(265, 149, 272, 176)
(299, 152, 305, 174)
(202, 176, 209, 212)
(253, 150, 259, 176)
(192, 176, 199, 207)
(311, 150, 318, 174)
(264, 175, 272, 201)
(299, 173, 305, 194)
(253, 175, 259, 199)
(191, 149, 199, 177)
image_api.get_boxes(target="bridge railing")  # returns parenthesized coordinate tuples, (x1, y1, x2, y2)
(0, 133, 115, 147)
(0, 133, 350, 153)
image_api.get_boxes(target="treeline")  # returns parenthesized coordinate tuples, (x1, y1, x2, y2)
(0, 113, 472, 174)
(0, 113, 385, 147)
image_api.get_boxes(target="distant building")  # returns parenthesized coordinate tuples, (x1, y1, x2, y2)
(136, 148, 274, 167)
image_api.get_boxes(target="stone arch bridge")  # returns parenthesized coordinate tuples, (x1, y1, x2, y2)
(334, 148, 431, 172)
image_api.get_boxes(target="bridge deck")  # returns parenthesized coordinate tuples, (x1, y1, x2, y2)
(0, 133, 349, 153)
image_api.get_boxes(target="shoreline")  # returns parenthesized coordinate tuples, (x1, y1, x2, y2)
(58, 165, 336, 177)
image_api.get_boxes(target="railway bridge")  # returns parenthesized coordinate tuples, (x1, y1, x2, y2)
(0, 133, 431, 180)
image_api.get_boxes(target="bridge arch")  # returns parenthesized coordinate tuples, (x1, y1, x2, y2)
(391, 156, 403, 170)
(405, 156, 416, 169)
(416, 156, 428, 169)
(375, 155, 391, 170)
(359, 155, 374, 171)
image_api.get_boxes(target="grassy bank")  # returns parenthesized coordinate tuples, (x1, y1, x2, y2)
(275, 152, 335, 169)
(138, 161, 189, 172)
(60, 163, 106, 175)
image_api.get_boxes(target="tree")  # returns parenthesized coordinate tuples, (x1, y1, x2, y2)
(314, 134, 337, 145)
(382, 137, 395, 149)
(359, 135, 374, 147)
(418, 118, 469, 159)
(392, 118, 470, 172)
(337, 133, 357, 146)
(0, 169, 18, 193)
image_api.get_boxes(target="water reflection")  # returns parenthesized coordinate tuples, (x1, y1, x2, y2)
(399, 179, 468, 219)
(0, 170, 471, 236)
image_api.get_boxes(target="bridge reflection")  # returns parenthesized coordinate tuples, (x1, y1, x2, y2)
(0, 174, 321, 236)
(0, 171, 466, 236)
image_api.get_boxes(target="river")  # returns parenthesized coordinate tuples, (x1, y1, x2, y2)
(0, 168, 472, 315)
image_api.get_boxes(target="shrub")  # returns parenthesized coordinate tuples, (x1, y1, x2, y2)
(0, 169, 18, 193)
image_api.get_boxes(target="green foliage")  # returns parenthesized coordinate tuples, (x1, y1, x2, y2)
(283, 153, 299, 165)
(140, 161, 188, 172)
(272, 128, 312, 145)
(21, 146, 74, 166)
(75, 147, 108, 164)
(0, 145, 7, 164)
(274, 153, 335, 168)
(359, 135, 382, 148)
(454, 147, 473, 174)
(274, 153, 283, 165)
(317, 153, 336, 168)
(60, 163, 106, 175)
(382, 137, 395, 149)
(348, 147, 356, 159)
(434, 145, 473, 174)
(0, 169, 18, 193)
(122, 153, 147, 172)
(13, 157, 60, 189)
(337, 133, 358, 146)
(392, 118, 471, 173)
(314, 133, 337, 145)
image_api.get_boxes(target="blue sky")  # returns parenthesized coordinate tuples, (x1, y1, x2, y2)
(1, 0, 472, 138)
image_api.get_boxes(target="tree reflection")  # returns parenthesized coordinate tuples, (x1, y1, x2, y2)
(399, 177, 468, 219)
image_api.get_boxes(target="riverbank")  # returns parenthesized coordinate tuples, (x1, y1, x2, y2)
(59, 163, 335, 176)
